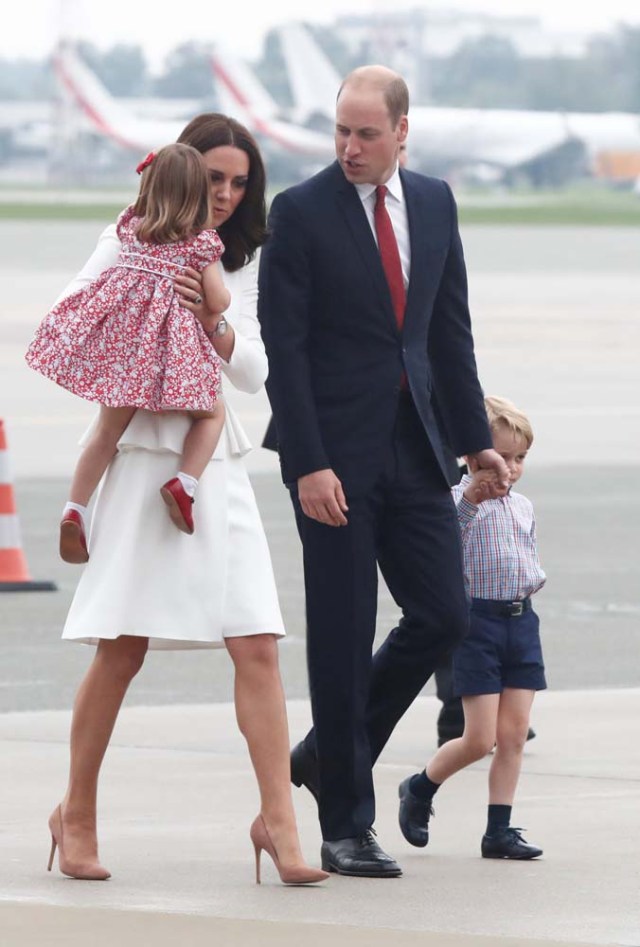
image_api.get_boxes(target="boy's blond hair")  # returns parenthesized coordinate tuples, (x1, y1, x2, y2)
(485, 395, 533, 448)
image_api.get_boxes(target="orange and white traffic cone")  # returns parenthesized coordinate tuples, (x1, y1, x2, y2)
(0, 419, 56, 592)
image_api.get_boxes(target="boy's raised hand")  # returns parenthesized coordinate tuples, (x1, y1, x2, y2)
(463, 468, 500, 505)
(465, 448, 510, 503)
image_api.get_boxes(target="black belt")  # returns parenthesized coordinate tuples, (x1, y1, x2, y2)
(471, 597, 532, 618)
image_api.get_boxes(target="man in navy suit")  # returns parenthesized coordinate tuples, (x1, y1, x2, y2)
(258, 65, 508, 877)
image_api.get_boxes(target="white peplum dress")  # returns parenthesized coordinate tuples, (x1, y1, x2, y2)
(59, 224, 285, 649)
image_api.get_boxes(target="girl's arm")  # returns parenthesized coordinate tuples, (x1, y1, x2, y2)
(202, 261, 231, 316)
(175, 255, 268, 394)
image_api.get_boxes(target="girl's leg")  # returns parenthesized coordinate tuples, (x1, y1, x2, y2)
(426, 693, 500, 784)
(225, 634, 311, 868)
(68, 406, 136, 505)
(182, 403, 226, 481)
(161, 405, 226, 534)
(489, 688, 535, 804)
(56, 636, 149, 868)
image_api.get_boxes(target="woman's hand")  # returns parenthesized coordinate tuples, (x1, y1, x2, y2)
(174, 267, 208, 320)
(175, 267, 236, 361)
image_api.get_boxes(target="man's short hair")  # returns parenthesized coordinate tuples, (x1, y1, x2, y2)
(338, 69, 409, 128)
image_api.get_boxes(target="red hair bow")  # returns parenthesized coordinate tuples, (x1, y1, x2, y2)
(136, 151, 156, 174)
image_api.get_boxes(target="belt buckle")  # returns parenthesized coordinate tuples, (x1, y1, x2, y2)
(510, 602, 524, 617)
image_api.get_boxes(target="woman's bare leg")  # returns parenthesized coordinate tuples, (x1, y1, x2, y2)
(58, 636, 149, 866)
(69, 406, 136, 505)
(489, 688, 535, 805)
(225, 634, 309, 867)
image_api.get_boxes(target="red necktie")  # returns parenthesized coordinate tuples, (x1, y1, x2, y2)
(374, 185, 406, 331)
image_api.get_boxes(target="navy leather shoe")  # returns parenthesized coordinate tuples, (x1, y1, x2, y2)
(481, 827, 543, 859)
(290, 740, 319, 803)
(321, 830, 402, 877)
(398, 775, 434, 847)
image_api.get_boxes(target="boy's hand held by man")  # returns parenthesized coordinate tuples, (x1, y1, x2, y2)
(463, 469, 499, 505)
(467, 448, 510, 495)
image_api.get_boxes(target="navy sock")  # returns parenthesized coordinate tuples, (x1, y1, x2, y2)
(410, 770, 441, 801)
(486, 804, 512, 835)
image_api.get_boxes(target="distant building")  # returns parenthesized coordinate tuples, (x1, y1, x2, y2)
(336, 8, 590, 60)
(334, 7, 592, 105)
(336, 7, 589, 76)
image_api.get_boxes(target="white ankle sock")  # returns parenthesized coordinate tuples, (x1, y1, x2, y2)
(63, 501, 87, 520)
(177, 472, 198, 497)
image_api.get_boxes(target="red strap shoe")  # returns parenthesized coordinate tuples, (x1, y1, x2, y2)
(59, 509, 89, 563)
(160, 478, 195, 534)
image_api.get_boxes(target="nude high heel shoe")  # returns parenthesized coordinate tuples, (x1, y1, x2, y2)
(47, 805, 111, 880)
(249, 814, 329, 886)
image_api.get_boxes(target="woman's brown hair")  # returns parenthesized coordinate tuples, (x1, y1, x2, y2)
(133, 143, 212, 244)
(177, 113, 267, 272)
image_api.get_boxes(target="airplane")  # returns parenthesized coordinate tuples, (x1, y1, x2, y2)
(275, 22, 640, 184)
(209, 45, 334, 160)
(51, 41, 335, 164)
(52, 42, 186, 152)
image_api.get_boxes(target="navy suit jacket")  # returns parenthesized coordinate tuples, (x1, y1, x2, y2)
(258, 161, 492, 494)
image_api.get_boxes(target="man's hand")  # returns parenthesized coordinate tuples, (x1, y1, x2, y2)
(466, 448, 510, 497)
(298, 469, 349, 526)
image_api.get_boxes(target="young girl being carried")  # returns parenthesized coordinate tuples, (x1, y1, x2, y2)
(26, 143, 230, 561)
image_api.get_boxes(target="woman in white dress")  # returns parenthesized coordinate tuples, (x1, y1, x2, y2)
(47, 114, 327, 887)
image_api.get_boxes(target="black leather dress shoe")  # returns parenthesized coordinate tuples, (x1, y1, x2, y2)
(481, 827, 543, 860)
(290, 741, 319, 803)
(321, 830, 402, 877)
(398, 776, 434, 847)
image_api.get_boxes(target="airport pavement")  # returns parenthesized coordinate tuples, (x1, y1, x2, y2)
(1, 689, 639, 947)
(1, 222, 639, 944)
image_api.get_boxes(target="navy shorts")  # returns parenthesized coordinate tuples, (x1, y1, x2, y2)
(452, 598, 547, 697)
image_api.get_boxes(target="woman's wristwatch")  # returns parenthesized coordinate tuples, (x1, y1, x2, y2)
(204, 319, 228, 340)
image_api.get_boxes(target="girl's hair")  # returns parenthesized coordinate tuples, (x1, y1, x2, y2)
(485, 395, 534, 448)
(133, 143, 212, 244)
(177, 113, 267, 272)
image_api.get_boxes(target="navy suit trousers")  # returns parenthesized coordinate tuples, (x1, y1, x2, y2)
(290, 393, 470, 840)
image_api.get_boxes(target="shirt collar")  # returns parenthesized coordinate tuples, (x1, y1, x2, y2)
(354, 164, 403, 205)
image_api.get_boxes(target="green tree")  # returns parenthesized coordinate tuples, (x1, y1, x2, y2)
(0, 58, 51, 99)
(589, 24, 640, 111)
(432, 35, 524, 107)
(153, 43, 214, 98)
(76, 42, 148, 96)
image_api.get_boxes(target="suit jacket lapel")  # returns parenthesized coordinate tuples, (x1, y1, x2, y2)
(333, 166, 400, 334)
(401, 171, 430, 334)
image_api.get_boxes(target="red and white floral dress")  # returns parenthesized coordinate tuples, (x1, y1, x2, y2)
(26, 205, 224, 413)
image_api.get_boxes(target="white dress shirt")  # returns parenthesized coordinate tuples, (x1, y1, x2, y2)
(354, 165, 411, 290)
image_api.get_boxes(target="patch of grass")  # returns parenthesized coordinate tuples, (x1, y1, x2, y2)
(457, 204, 640, 225)
(1, 186, 639, 225)
(0, 203, 125, 221)
(456, 185, 640, 225)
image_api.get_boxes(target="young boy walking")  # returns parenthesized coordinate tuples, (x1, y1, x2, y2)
(398, 395, 546, 859)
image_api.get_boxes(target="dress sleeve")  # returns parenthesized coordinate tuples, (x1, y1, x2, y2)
(191, 229, 225, 270)
(53, 223, 121, 305)
(221, 254, 269, 394)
